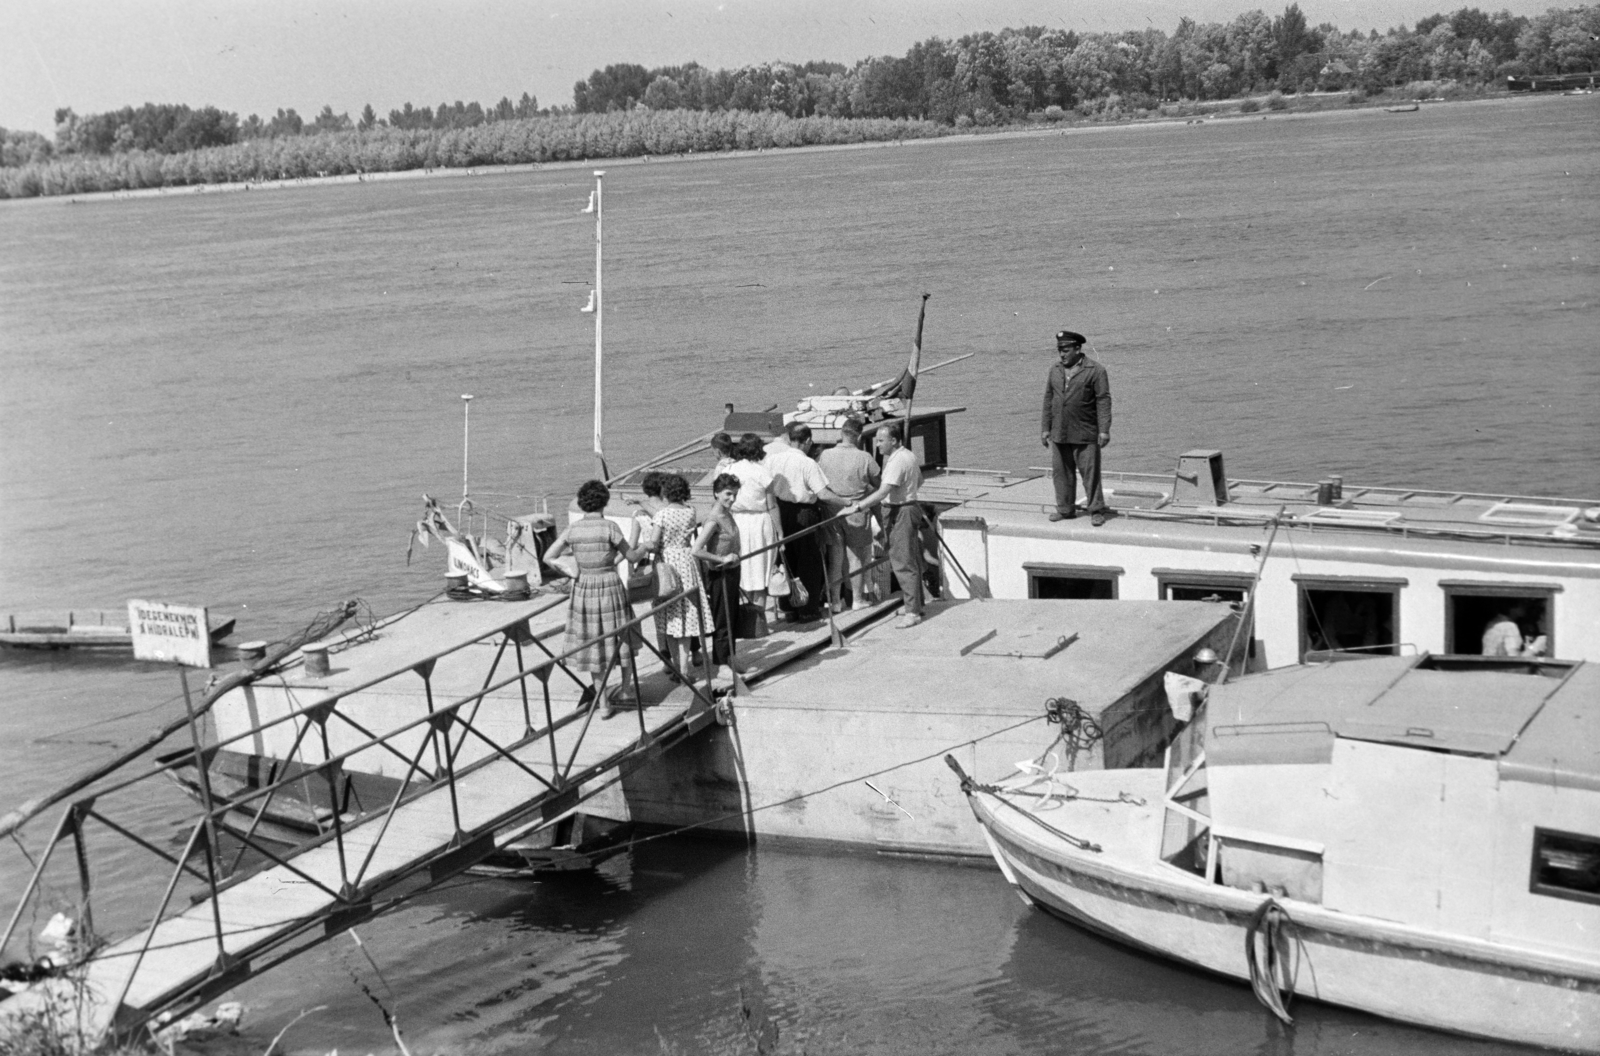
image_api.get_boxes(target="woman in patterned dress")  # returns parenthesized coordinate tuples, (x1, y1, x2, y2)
(544, 480, 642, 713)
(644, 473, 716, 686)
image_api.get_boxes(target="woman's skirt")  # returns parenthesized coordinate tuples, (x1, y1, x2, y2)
(654, 546, 715, 639)
(562, 568, 636, 673)
(733, 509, 776, 593)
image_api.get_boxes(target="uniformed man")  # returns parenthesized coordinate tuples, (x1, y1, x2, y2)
(1040, 329, 1112, 526)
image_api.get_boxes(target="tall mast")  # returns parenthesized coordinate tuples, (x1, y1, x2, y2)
(587, 170, 607, 478)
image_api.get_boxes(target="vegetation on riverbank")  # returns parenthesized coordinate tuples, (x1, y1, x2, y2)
(2, 3, 1595, 200)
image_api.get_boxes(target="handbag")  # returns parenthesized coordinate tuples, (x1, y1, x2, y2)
(655, 557, 682, 597)
(789, 572, 810, 608)
(735, 602, 767, 639)
(767, 566, 791, 598)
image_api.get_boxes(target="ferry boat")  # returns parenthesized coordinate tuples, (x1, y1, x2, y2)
(612, 395, 1600, 669)
(955, 653, 1600, 1052)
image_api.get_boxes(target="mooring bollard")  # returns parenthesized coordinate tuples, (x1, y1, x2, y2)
(303, 642, 332, 678)
(445, 573, 471, 599)
(502, 570, 531, 600)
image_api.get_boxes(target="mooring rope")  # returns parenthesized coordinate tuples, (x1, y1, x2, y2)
(1245, 897, 1297, 1024)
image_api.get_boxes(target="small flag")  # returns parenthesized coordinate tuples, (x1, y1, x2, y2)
(580, 290, 596, 313)
(582, 190, 595, 214)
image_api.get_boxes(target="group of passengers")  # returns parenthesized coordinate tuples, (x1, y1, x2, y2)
(543, 418, 925, 715)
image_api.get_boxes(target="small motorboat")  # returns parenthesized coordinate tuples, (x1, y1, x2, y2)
(955, 654, 1600, 1052)
(1384, 102, 1420, 112)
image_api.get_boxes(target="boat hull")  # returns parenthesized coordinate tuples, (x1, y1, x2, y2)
(970, 782, 1600, 1053)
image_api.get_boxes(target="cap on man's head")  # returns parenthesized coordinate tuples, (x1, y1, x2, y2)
(1056, 330, 1086, 349)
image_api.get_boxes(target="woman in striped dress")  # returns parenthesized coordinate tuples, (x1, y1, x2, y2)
(544, 480, 642, 712)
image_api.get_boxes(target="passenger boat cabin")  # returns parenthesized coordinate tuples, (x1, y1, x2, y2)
(1160, 656, 1599, 958)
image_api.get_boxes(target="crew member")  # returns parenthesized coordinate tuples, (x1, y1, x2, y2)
(1040, 329, 1112, 526)
(846, 422, 924, 629)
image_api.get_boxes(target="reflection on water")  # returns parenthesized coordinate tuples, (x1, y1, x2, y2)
(208, 840, 1533, 1055)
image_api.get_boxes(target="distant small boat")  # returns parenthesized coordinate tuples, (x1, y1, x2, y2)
(1385, 103, 1420, 113)
(0, 610, 235, 650)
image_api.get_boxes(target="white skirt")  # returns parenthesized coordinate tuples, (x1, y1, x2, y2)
(733, 509, 776, 593)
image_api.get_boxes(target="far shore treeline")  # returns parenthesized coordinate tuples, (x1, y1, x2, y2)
(3, 3, 1596, 199)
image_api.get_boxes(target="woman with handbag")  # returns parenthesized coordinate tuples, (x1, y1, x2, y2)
(693, 472, 744, 681)
(727, 432, 783, 619)
(644, 473, 716, 687)
(543, 479, 643, 717)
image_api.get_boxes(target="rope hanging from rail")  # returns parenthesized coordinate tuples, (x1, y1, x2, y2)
(1245, 897, 1298, 1025)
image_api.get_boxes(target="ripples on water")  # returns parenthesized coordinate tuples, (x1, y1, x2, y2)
(0, 96, 1594, 1053)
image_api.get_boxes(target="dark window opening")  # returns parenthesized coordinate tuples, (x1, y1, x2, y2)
(1445, 590, 1553, 658)
(1165, 584, 1246, 604)
(1530, 828, 1600, 906)
(1300, 586, 1398, 662)
(1026, 564, 1121, 601)
(1031, 575, 1115, 600)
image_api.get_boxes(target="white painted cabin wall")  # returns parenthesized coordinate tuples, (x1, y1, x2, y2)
(1207, 763, 1335, 852)
(945, 519, 1600, 666)
(1490, 780, 1600, 956)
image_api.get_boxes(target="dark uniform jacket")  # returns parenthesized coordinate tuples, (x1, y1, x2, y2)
(1041, 357, 1113, 444)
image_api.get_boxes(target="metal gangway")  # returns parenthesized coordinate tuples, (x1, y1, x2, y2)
(0, 588, 727, 1045)
(0, 490, 921, 1046)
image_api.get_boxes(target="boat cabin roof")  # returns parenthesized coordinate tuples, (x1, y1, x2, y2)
(1206, 655, 1597, 788)
(752, 598, 1230, 719)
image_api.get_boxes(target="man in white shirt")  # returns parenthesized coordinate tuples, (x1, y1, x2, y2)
(1482, 603, 1534, 656)
(765, 423, 830, 621)
(845, 422, 925, 628)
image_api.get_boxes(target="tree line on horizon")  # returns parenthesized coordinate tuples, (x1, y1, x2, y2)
(1, 3, 1595, 196)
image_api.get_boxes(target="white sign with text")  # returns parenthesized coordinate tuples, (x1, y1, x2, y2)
(128, 599, 211, 668)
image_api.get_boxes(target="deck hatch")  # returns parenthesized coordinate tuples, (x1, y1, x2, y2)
(958, 627, 1078, 659)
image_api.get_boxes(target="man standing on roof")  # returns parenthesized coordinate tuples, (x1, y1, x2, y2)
(1040, 329, 1113, 526)
(844, 422, 924, 629)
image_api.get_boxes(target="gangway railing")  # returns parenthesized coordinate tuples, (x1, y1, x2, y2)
(0, 496, 921, 1044)
(0, 587, 725, 1043)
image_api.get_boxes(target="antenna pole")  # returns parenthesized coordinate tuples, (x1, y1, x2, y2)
(461, 394, 474, 503)
(592, 170, 607, 479)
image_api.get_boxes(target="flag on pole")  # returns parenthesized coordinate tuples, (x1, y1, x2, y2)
(580, 289, 596, 313)
(582, 190, 595, 214)
(880, 293, 930, 401)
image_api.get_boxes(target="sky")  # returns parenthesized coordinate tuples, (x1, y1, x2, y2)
(1, 0, 1555, 133)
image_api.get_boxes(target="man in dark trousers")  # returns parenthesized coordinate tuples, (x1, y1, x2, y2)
(1040, 329, 1113, 526)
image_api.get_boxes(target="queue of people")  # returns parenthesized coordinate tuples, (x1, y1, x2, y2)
(548, 415, 930, 714)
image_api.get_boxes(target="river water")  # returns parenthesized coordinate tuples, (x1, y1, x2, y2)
(1, 95, 1596, 1053)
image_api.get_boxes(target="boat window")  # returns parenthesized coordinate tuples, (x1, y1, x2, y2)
(1530, 828, 1600, 906)
(1293, 577, 1404, 662)
(1155, 571, 1255, 658)
(1440, 582, 1556, 658)
(1024, 563, 1121, 600)
(907, 416, 949, 471)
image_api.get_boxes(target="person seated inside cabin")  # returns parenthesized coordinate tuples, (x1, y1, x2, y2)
(1482, 602, 1546, 657)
